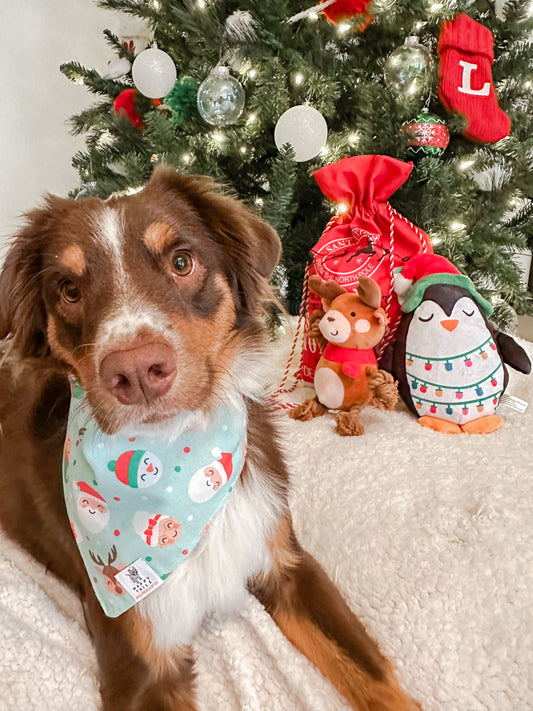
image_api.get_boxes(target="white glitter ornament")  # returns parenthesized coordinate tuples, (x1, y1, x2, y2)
(132, 48, 177, 99)
(274, 105, 328, 162)
(197, 66, 245, 126)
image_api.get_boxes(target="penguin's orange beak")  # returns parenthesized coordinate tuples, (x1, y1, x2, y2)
(440, 319, 459, 332)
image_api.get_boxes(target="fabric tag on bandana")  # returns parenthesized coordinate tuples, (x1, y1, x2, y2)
(115, 558, 163, 602)
(62, 378, 247, 618)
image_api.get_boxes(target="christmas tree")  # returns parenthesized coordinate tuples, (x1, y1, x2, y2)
(60, 0, 532, 322)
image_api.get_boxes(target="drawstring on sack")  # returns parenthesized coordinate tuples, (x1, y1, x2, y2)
(271, 204, 429, 410)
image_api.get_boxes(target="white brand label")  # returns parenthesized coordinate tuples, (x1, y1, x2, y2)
(499, 393, 528, 413)
(115, 558, 164, 602)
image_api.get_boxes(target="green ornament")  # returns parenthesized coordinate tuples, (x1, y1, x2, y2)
(165, 76, 200, 126)
(401, 110, 450, 157)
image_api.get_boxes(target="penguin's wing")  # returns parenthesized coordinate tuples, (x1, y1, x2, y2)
(379, 343, 394, 373)
(496, 332, 532, 374)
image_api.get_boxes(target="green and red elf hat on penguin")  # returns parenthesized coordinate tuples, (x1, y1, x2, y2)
(107, 449, 163, 488)
(393, 254, 493, 316)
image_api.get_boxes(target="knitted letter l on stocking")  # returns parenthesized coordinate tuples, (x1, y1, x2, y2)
(437, 14, 510, 143)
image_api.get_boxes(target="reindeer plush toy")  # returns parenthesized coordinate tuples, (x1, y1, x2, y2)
(291, 275, 398, 435)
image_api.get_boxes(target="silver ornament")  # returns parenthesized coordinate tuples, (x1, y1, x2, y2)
(384, 36, 433, 99)
(197, 66, 245, 127)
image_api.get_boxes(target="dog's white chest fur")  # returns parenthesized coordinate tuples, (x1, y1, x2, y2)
(138, 462, 281, 650)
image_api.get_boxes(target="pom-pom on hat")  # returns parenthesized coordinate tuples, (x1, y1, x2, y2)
(394, 254, 493, 316)
(108, 450, 145, 487)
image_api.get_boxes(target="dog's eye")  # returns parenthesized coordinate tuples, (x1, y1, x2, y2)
(59, 279, 81, 303)
(171, 251, 195, 277)
(350, 312, 356, 317)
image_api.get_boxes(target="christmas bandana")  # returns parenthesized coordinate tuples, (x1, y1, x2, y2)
(63, 380, 247, 618)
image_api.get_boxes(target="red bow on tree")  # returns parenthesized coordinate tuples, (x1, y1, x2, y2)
(321, 0, 373, 28)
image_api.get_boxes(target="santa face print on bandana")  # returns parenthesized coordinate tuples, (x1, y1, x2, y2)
(76, 481, 110, 533)
(63, 379, 247, 618)
(188, 448, 233, 503)
(133, 512, 182, 548)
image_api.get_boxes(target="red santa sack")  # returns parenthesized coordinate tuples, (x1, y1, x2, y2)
(298, 154, 433, 383)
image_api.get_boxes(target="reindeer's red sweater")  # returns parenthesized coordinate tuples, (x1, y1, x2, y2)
(322, 344, 376, 379)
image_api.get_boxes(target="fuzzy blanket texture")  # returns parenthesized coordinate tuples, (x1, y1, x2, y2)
(1, 326, 532, 711)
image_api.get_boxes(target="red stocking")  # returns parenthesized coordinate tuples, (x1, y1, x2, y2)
(437, 14, 510, 143)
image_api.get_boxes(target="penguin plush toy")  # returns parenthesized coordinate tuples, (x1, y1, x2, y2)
(386, 254, 531, 434)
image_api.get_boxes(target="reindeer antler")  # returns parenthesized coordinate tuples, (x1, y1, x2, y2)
(89, 550, 105, 568)
(357, 277, 381, 310)
(309, 275, 346, 302)
(108, 545, 118, 565)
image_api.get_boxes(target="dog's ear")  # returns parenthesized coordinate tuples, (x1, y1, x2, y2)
(0, 202, 57, 357)
(147, 166, 282, 317)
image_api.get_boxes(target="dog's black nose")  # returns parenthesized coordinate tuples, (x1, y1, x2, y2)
(100, 343, 177, 405)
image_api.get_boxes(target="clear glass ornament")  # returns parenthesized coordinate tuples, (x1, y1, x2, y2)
(274, 105, 328, 162)
(383, 36, 433, 99)
(197, 66, 245, 126)
(132, 48, 177, 99)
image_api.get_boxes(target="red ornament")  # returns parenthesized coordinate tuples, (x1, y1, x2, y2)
(113, 88, 144, 129)
(321, 0, 373, 29)
(401, 112, 450, 157)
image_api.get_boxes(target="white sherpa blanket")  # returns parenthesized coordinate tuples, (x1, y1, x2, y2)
(1, 325, 532, 711)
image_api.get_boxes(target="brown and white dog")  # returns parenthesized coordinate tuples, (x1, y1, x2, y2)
(0, 166, 419, 711)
